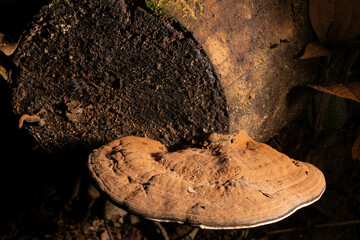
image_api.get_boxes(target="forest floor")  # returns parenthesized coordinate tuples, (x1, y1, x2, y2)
(0, 95, 359, 240)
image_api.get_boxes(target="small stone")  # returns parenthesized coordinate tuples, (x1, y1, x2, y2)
(187, 187, 196, 193)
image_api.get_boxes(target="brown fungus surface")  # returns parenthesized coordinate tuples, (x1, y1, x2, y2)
(88, 130, 326, 229)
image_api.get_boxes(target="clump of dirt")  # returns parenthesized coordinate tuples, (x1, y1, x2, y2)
(10, 0, 228, 153)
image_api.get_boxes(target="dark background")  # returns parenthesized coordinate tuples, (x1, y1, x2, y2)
(1, 1, 359, 239)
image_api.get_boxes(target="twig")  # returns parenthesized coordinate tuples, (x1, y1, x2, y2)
(314, 92, 327, 136)
(314, 55, 332, 136)
(347, 69, 360, 76)
(154, 222, 170, 240)
(104, 219, 114, 240)
(103, 201, 114, 240)
(267, 219, 360, 235)
(323, 128, 360, 136)
(343, 49, 360, 83)
(176, 227, 199, 240)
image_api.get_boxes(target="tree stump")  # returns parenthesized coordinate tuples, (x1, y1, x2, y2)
(8, 0, 317, 154)
(151, 0, 317, 139)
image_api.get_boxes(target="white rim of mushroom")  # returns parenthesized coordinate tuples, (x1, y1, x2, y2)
(88, 130, 326, 229)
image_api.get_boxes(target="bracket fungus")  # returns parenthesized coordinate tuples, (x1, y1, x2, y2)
(88, 130, 326, 229)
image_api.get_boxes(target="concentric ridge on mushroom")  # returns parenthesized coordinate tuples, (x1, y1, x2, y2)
(88, 130, 326, 229)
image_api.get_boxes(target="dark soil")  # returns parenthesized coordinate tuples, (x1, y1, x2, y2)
(9, 0, 228, 154)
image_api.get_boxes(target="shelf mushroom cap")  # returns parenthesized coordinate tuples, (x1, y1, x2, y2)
(88, 130, 326, 229)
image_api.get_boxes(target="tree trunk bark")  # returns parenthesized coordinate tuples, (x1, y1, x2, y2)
(8, 0, 317, 154)
(152, 0, 318, 140)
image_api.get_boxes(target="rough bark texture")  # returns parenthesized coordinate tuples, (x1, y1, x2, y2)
(10, 0, 229, 153)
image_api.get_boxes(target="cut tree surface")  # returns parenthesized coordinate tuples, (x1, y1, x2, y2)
(88, 130, 326, 229)
(10, 0, 228, 152)
(9, 0, 316, 153)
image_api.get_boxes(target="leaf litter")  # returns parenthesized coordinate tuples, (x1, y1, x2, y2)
(308, 82, 360, 103)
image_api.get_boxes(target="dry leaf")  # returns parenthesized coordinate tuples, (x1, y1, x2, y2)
(309, 82, 360, 103)
(352, 135, 360, 160)
(309, 0, 334, 41)
(0, 33, 20, 56)
(0, 64, 7, 80)
(300, 42, 333, 59)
